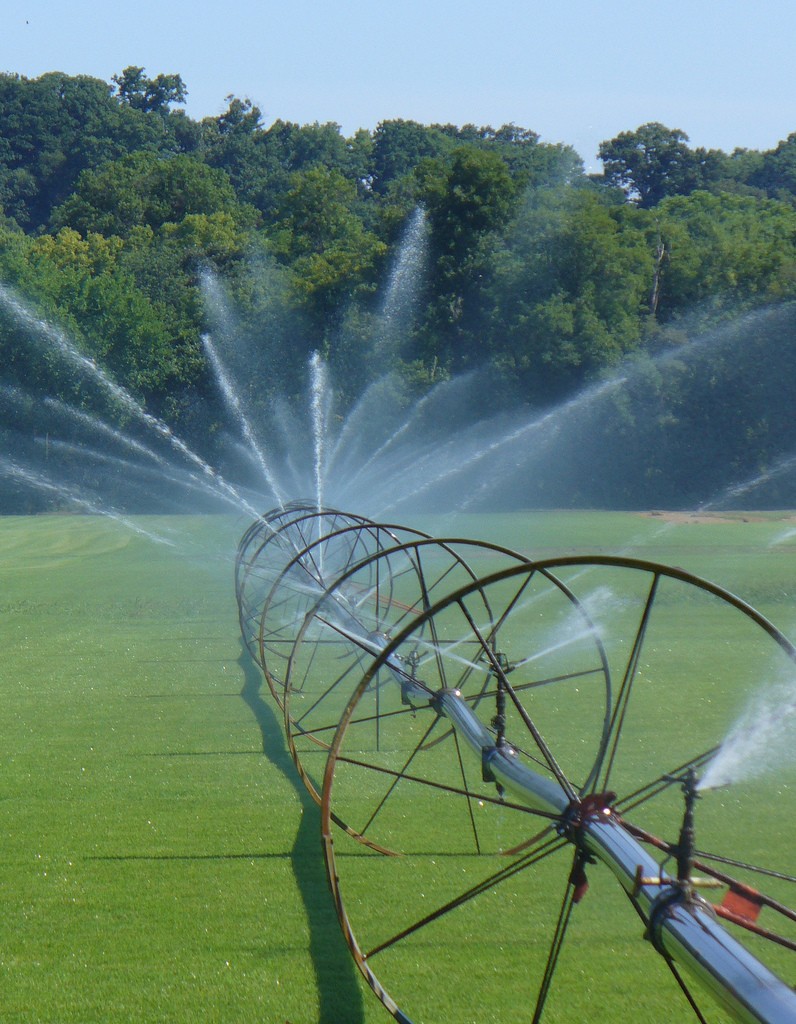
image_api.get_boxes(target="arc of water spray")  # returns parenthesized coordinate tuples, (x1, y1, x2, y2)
(307, 352, 332, 574)
(372, 376, 626, 519)
(202, 333, 287, 507)
(699, 451, 796, 518)
(699, 676, 796, 791)
(0, 456, 174, 545)
(37, 437, 256, 517)
(376, 206, 429, 348)
(341, 376, 468, 493)
(309, 352, 328, 509)
(0, 283, 260, 520)
(636, 445, 796, 552)
(41, 396, 172, 468)
(4, 379, 261, 520)
(323, 376, 398, 482)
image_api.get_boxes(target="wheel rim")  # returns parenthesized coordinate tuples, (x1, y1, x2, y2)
(283, 537, 541, 813)
(321, 556, 796, 1023)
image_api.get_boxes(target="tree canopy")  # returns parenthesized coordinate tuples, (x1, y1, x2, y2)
(3, 69, 796, 509)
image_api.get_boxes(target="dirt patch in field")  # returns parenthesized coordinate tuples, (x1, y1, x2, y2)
(643, 510, 796, 525)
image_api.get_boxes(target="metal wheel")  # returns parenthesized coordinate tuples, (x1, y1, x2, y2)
(256, 518, 434, 708)
(235, 502, 380, 670)
(321, 557, 796, 1024)
(282, 536, 543, 812)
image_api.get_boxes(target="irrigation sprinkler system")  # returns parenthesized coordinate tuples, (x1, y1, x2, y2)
(236, 501, 796, 1024)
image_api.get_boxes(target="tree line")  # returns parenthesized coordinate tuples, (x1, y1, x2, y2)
(3, 68, 796, 508)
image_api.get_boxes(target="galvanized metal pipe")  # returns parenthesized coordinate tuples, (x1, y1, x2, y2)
(428, 684, 796, 1024)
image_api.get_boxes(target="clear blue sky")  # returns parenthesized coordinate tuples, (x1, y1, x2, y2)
(5, 0, 795, 170)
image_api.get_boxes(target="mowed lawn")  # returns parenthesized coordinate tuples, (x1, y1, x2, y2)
(1, 510, 795, 1023)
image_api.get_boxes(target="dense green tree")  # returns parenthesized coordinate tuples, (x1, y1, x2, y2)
(598, 123, 726, 207)
(414, 146, 517, 370)
(0, 224, 51, 393)
(749, 134, 796, 200)
(50, 152, 256, 237)
(0, 212, 256, 435)
(199, 98, 277, 212)
(420, 147, 517, 263)
(280, 120, 353, 173)
(201, 100, 363, 220)
(109, 66, 201, 153)
(269, 166, 387, 322)
(366, 119, 584, 216)
(487, 187, 653, 399)
(512, 140, 584, 189)
(433, 122, 584, 188)
(112, 66, 188, 114)
(653, 190, 796, 319)
(707, 147, 767, 197)
(26, 229, 180, 393)
(370, 120, 454, 194)
(0, 72, 179, 229)
(0, 226, 185, 412)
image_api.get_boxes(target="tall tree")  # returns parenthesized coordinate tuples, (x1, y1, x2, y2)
(112, 66, 188, 114)
(653, 190, 796, 319)
(370, 120, 453, 194)
(0, 71, 179, 229)
(487, 186, 653, 399)
(201, 100, 361, 220)
(415, 146, 517, 370)
(431, 122, 583, 188)
(598, 122, 724, 207)
(50, 152, 256, 237)
(749, 134, 796, 199)
(269, 166, 386, 323)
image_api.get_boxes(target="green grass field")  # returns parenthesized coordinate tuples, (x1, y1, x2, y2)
(1, 510, 795, 1023)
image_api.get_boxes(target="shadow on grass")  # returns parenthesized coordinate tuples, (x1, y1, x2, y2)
(238, 642, 366, 1024)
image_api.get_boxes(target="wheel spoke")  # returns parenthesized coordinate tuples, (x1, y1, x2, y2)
(332, 752, 560, 825)
(363, 834, 568, 961)
(616, 746, 719, 814)
(599, 571, 660, 792)
(456, 593, 578, 802)
(531, 850, 583, 1024)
